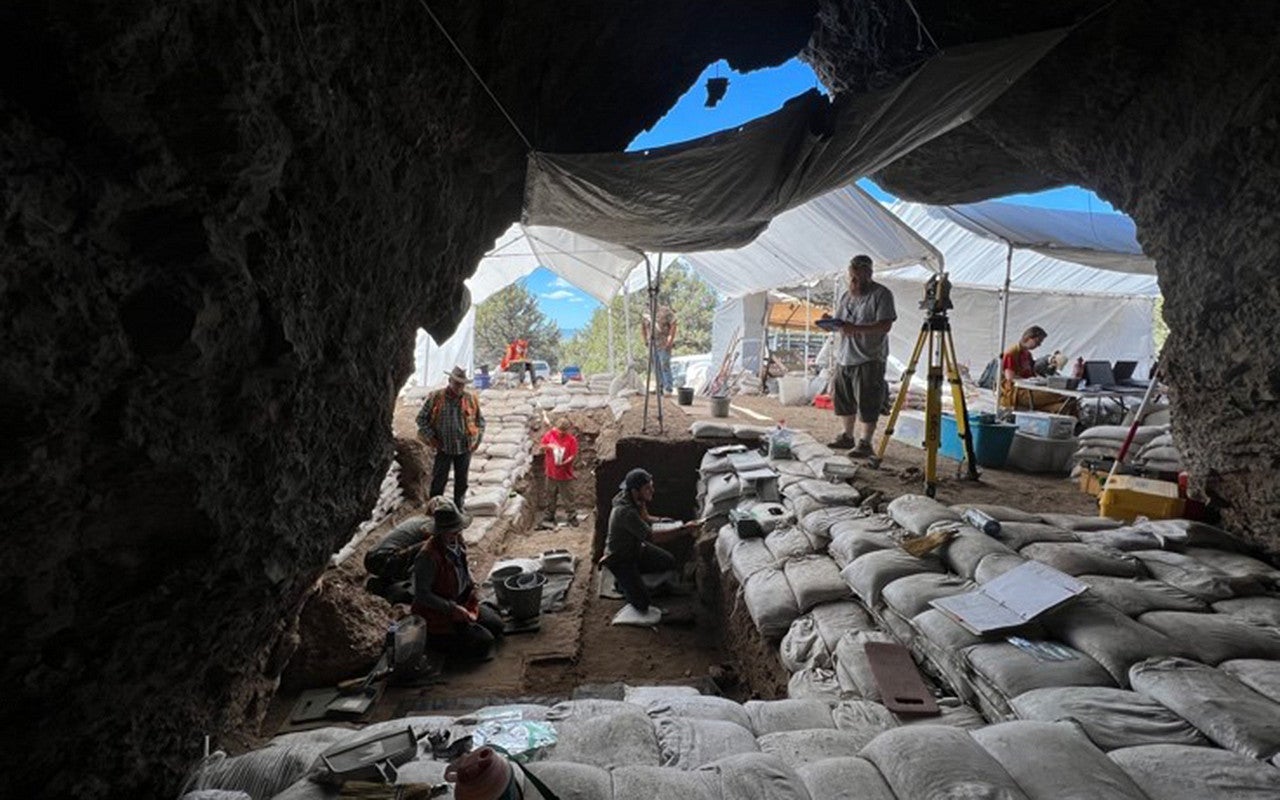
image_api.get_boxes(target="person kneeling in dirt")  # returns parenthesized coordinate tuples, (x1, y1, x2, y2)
(411, 501, 504, 660)
(539, 417, 579, 527)
(603, 468, 698, 624)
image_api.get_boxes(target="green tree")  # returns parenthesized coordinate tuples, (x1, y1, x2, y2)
(560, 259, 716, 373)
(475, 283, 561, 370)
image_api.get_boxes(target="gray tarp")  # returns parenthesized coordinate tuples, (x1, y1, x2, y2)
(524, 31, 1066, 251)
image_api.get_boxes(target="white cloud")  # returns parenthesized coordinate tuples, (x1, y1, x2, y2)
(549, 276, 572, 289)
(540, 289, 578, 301)
(567, 296, 584, 303)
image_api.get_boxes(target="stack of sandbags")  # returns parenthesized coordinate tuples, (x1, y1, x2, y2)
(587, 372, 614, 394)
(1132, 431, 1182, 473)
(1073, 425, 1168, 465)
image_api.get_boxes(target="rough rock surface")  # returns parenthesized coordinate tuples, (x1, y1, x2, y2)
(4, 0, 1280, 796)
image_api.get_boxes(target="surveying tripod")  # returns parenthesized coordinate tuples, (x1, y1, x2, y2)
(869, 274, 979, 497)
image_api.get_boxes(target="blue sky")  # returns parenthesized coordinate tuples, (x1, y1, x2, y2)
(529, 56, 1117, 332)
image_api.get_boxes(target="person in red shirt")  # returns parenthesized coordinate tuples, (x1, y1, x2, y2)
(540, 417, 579, 526)
(1000, 325, 1073, 414)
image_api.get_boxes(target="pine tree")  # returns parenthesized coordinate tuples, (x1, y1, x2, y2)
(475, 284, 561, 370)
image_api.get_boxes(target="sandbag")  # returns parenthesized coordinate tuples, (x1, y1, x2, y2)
(716, 524, 741, 573)
(1009, 686, 1209, 750)
(861, 725, 1030, 800)
(786, 493, 822, 521)
(1042, 598, 1191, 686)
(699, 752, 813, 800)
(1212, 595, 1280, 627)
(1075, 527, 1162, 551)
(757, 728, 887, 769)
(898, 697, 987, 730)
(881, 572, 974, 619)
(654, 716, 760, 769)
(523, 762, 613, 800)
(730, 538, 777, 583)
(186, 737, 339, 800)
(800, 506, 868, 541)
(744, 699, 835, 735)
(908, 608, 984, 693)
(770, 459, 816, 478)
(1137, 609, 1280, 665)
(1184, 547, 1280, 584)
(764, 526, 817, 562)
(972, 721, 1149, 800)
(691, 420, 734, 439)
(887, 495, 961, 536)
(742, 567, 801, 638)
(833, 629, 898, 701)
(784, 555, 851, 612)
(1129, 656, 1280, 760)
(972, 553, 1028, 584)
(700, 451, 739, 475)
(1219, 658, 1280, 704)
(794, 757, 896, 800)
(1075, 575, 1208, 616)
(465, 487, 508, 516)
(797, 479, 861, 506)
(809, 600, 876, 651)
(1035, 514, 1123, 532)
(734, 424, 772, 441)
(546, 699, 648, 721)
(624, 685, 701, 706)
(1109, 744, 1280, 800)
(841, 549, 944, 607)
(791, 442, 829, 463)
(549, 713, 660, 768)
(1133, 519, 1249, 551)
(610, 765, 720, 799)
(990, 522, 1078, 550)
(965, 641, 1116, 718)
(828, 519, 898, 568)
(950, 504, 1043, 523)
(830, 699, 898, 731)
(1018, 543, 1144, 578)
(787, 666, 845, 701)
(941, 530, 1019, 579)
(1131, 549, 1257, 600)
(646, 696, 753, 730)
(781, 614, 826, 673)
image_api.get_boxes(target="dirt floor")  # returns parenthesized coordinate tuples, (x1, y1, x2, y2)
(264, 389, 1099, 737)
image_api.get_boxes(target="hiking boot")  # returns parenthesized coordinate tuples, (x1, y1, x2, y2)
(829, 433, 857, 449)
(849, 440, 874, 458)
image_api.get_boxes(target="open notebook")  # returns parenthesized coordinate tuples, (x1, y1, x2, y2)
(930, 561, 1087, 635)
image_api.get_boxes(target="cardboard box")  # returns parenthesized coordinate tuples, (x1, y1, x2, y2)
(1100, 475, 1185, 522)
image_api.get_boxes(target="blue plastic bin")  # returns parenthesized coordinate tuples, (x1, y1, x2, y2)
(473, 373, 491, 390)
(939, 413, 1017, 467)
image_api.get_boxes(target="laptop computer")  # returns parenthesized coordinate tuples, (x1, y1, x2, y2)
(1112, 360, 1150, 388)
(1083, 360, 1116, 388)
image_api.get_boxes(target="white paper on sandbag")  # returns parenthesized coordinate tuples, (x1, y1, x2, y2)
(522, 762, 614, 800)
(809, 600, 876, 651)
(645, 695, 754, 730)
(743, 567, 801, 638)
(1137, 609, 1280, 665)
(1009, 686, 1209, 750)
(861, 725, 1031, 800)
(654, 716, 760, 769)
(784, 555, 850, 612)
(833, 630, 896, 702)
(1212, 595, 1280, 627)
(780, 614, 829, 672)
(757, 728, 887, 769)
(1109, 744, 1280, 800)
(991, 522, 1079, 550)
(697, 752, 813, 800)
(730, 538, 777, 583)
(795, 757, 897, 800)
(1130, 655, 1280, 760)
(787, 667, 845, 701)
(881, 572, 974, 619)
(744, 699, 835, 735)
(1042, 598, 1190, 686)
(841, 549, 944, 607)
(972, 721, 1149, 800)
(1220, 658, 1280, 704)
(548, 713, 660, 768)
(887, 494, 961, 535)
(1019, 542, 1144, 578)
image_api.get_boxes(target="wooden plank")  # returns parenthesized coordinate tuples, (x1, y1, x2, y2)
(864, 641, 939, 716)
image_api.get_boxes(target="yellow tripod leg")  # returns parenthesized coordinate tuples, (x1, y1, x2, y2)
(872, 322, 928, 467)
(943, 328, 980, 479)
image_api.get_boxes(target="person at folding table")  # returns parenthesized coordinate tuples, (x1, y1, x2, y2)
(1000, 326, 1075, 414)
(828, 254, 896, 457)
(539, 417, 579, 527)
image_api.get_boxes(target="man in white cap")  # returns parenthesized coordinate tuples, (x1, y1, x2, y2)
(417, 366, 486, 512)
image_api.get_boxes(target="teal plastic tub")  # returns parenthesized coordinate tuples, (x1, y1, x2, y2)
(940, 413, 1018, 467)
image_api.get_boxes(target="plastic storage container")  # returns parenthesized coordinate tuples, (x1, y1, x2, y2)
(473, 373, 491, 390)
(940, 413, 1018, 467)
(891, 409, 928, 448)
(1100, 475, 1185, 522)
(1006, 431, 1077, 474)
(1012, 410, 1076, 440)
(778, 376, 809, 407)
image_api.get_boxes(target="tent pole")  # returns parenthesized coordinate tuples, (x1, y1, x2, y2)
(624, 289, 633, 368)
(804, 286, 812, 374)
(607, 303, 615, 373)
(655, 253, 665, 433)
(996, 242, 1013, 417)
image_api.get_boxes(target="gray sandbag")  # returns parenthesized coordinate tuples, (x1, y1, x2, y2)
(1076, 575, 1208, 616)
(1042, 597, 1191, 686)
(1213, 595, 1280, 627)
(972, 721, 1149, 800)
(1109, 743, 1280, 800)
(1220, 658, 1280, 704)
(549, 713, 660, 767)
(1184, 547, 1280, 584)
(716, 524, 741, 573)
(654, 716, 760, 769)
(784, 555, 851, 612)
(1019, 542, 1144, 578)
(646, 695, 753, 731)
(1009, 686, 1209, 750)
(973, 553, 1029, 584)
(1131, 549, 1260, 600)
(1129, 656, 1280, 760)
(610, 765, 720, 799)
(730, 538, 777, 583)
(764, 526, 818, 562)
(828, 525, 897, 569)
(743, 567, 801, 638)
(990, 522, 1078, 550)
(1076, 527, 1162, 551)
(787, 666, 845, 701)
(795, 757, 896, 800)
(877, 605, 917, 649)
(965, 641, 1116, 719)
(809, 600, 876, 651)
(699, 752, 814, 800)
(841, 549, 945, 607)
(1036, 513, 1123, 532)
(744, 699, 835, 735)
(757, 728, 888, 769)
(690, 420, 734, 438)
(861, 725, 1030, 800)
(786, 493, 823, 521)
(1133, 518, 1249, 551)
(940, 529, 1019, 579)
(950, 504, 1043, 523)
(546, 699, 649, 721)
(781, 614, 828, 672)
(898, 697, 987, 730)
(800, 506, 868, 541)
(887, 494, 961, 536)
(881, 572, 974, 619)
(1138, 610, 1280, 665)
(908, 609, 985, 697)
(770, 459, 816, 478)
(832, 630, 896, 702)
(186, 736, 340, 800)
(830, 699, 898, 731)
(523, 762, 613, 800)
(797, 478, 861, 506)
(700, 450, 739, 475)
(624, 685, 701, 706)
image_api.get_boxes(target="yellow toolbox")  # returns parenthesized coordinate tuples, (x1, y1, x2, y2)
(1099, 475, 1185, 522)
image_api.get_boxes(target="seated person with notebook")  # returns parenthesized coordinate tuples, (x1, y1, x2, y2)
(1000, 326, 1075, 414)
(603, 468, 698, 625)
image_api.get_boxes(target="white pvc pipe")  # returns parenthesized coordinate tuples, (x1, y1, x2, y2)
(995, 242, 1013, 416)
(607, 305, 615, 373)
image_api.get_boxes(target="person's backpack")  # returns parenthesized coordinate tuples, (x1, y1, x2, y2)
(977, 358, 999, 390)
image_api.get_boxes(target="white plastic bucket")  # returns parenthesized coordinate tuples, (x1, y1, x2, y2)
(778, 376, 809, 407)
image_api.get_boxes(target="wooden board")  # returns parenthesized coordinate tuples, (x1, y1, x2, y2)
(864, 641, 939, 716)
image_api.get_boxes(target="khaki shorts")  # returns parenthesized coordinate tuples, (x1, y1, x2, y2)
(832, 361, 887, 423)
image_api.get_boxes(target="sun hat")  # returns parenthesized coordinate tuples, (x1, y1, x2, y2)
(444, 366, 470, 384)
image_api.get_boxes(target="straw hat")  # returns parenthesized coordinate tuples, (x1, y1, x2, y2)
(444, 366, 470, 384)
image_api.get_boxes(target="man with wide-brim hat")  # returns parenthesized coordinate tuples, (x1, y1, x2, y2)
(411, 499, 503, 659)
(417, 366, 486, 513)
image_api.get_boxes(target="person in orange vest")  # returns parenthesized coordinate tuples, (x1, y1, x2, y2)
(500, 338, 535, 386)
(411, 500, 503, 659)
(417, 366, 485, 512)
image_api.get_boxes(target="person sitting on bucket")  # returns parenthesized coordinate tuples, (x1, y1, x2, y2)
(408, 499, 504, 660)
(603, 468, 698, 625)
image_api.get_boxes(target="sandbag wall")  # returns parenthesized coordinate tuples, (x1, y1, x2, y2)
(1074, 424, 1184, 475)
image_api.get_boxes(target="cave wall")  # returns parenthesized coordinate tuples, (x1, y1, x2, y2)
(0, 1, 812, 796)
(805, 0, 1280, 554)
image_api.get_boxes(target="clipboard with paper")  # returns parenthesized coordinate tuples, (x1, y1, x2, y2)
(929, 561, 1087, 635)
